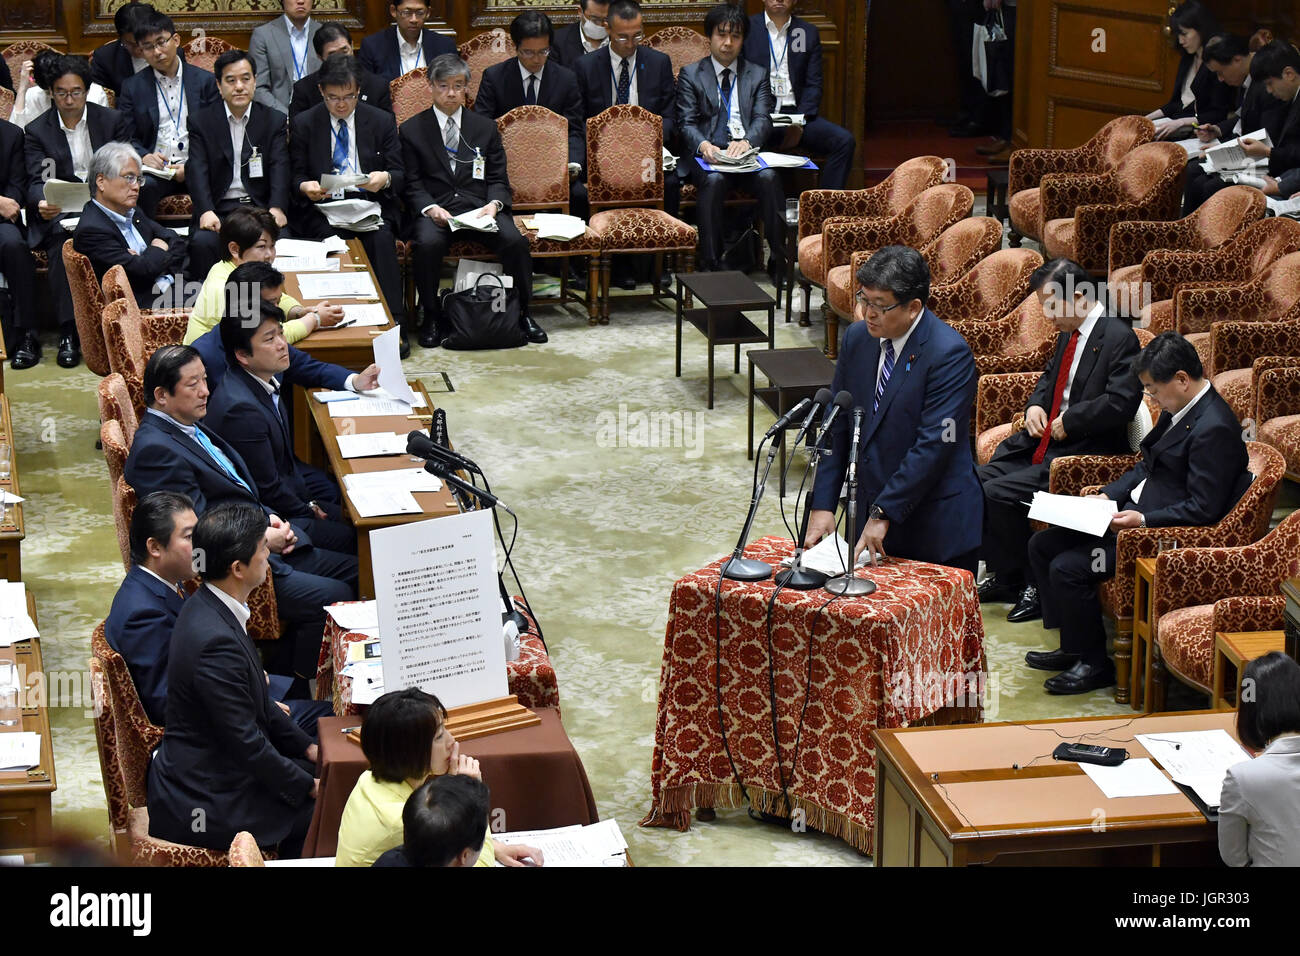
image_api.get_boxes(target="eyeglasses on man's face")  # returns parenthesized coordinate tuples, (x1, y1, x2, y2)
(855, 292, 903, 315)
(52, 88, 87, 101)
(433, 82, 468, 94)
(518, 47, 552, 60)
(323, 92, 359, 106)
(611, 31, 644, 43)
(139, 34, 177, 54)
(115, 173, 143, 185)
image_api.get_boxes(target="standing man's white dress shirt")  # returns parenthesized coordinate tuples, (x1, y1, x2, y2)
(764, 13, 798, 112)
(397, 26, 424, 75)
(287, 14, 313, 83)
(153, 61, 188, 162)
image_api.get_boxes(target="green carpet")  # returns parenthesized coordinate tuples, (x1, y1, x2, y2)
(13, 278, 1285, 867)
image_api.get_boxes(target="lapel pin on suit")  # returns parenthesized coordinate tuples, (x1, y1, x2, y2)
(906, 353, 916, 371)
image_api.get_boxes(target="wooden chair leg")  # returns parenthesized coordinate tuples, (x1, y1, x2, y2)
(1008, 228, 1023, 248)
(652, 251, 664, 296)
(600, 255, 611, 325)
(586, 253, 599, 326)
(1113, 623, 1132, 706)
(823, 300, 839, 359)
(1151, 641, 1169, 712)
(799, 280, 812, 327)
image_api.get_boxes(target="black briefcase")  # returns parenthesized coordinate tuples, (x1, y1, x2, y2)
(438, 273, 527, 350)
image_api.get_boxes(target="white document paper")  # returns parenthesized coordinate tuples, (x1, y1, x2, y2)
(42, 179, 90, 210)
(345, 660, 386, 705)
(373, 326, 416, 406)
(1267, 193, 1300, 217)
(1028, 491, 1117, 536)
(142, 164, 177, 180)
(345, 486, 421, 517)
(1080, 757, 1179, 799)
(0, 580, 37, 647)
(372, 511, 508, 709)
(343, 468, 442, 495)
(338, 303, 390, 328)
(452, 259, 513, 292)
(758, 151, 813, 169)
(327, 392, 426, 417)
(1205, 128, 1271, 172)
(780, 534, 879, 576)
(495, 819, 629, 867)
(1136, 730, 1253, 808)
(771, 112, 806, 127)
(448, 209, 499, 233)
(272, 254, 339, 272)
(325, 600, 379, 631)
(335, 432, 408, 459)
(527, 213, 587, 241)
(313, 390, 358, 404)
(316, 198, 383, 231)
(0, 732, 41, 771)
(297, 271, 378, 300)
(275, 237, 347, 258)
(661, 146, 677, 172)
(320, 172, 369, 191)
(1180, 137, 1213, 157)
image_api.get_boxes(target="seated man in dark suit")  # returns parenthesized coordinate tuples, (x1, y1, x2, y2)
(186, 49, 291, 282)
(289, 21, 392, 119)
(21, 56, 132, 371)
(204, 296, 379, 526)
(116, 11, 220, 219)
(0, 119, 38, 368)
(125, 344, 357, 685)
(1239, 41, 1300, 198)
(1027, 332, 1252, 694)
(106, 489, 334, 734)
(147, 502, 320, 857)
(358, 0, 457, 85)
(549, 0, 609, 69)
(805, 245, 983, 573)
(90, 1, 152, 96)
(72, 141, 188, 310)
(978, 259, 1143, 622)
(741, 0, 856, 190)
(289, 56, 408, 344)
(678, 4, 785, 280)
(401, 53, 541, 348)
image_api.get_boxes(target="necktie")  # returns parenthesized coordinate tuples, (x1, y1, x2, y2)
(713, 68, 732, 143)
(526, 74, 537, 106)
(874, 339, 895, 414)
(175, 584, 186, 601)
(1032, 330, 1080, 465)
(616, 59, 630, 105)
(444, 117, 459, 174)
(332, 119, 349, 172)
(193, 427, 254, 494)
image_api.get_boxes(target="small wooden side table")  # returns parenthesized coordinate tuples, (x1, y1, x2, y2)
(1212, 630, 1286, 711)
(1128, 557, 1158, 710)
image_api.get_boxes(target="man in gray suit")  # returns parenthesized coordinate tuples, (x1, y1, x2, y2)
(250, 0, 321, 113)
(677, 4, 785, 277)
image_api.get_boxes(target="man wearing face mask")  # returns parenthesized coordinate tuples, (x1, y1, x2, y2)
(550, 0, 610, 69)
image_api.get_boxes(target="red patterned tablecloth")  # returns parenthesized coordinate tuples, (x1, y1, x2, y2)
(315, 599, 561, 716)
(641, 535, 985, 855)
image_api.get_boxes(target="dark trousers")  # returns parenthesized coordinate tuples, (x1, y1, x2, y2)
(947, 0, 986, 123)
(271, 543, 357, 678)
(1027, 525, 1117, 667)
(0, 222, 38, 339)
(411, 212, 531, 323)
(138, 172, 187, 222)
(979, 454, 1049, 581)
(34, 225, 76, 332)
(764, 117, 857, 190)
(688, 163, 785, 271)
(297, 206, 406, 326)
(276, 793, 318, 859)
(297, 460, 344, 521)
(1182, 160, 1232, 214)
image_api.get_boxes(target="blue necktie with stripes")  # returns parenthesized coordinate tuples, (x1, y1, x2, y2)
(874, 339, 895, 414)
(193, 427, 253, 495)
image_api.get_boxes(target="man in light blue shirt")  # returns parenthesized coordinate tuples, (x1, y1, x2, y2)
(251, 0, 321, 112)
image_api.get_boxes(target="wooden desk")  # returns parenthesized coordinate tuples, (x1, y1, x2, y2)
(0, 396, 25, 583)
(874, 711, 1234, 867)
(1129, 556, 1157, 710)
(307, 379, 459, 598)
(0, 594, 54, 851)
(1212, 630, 1285, 711)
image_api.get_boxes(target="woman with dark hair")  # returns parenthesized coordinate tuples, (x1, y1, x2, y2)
(334, 687, 543, 867)
(1145, 1, 1233, 140)
(12, 53, 110, 129)
(1219, 651, 1300, 866)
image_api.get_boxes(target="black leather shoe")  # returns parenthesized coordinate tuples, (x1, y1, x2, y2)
(10, 331, 40, 370)
(567, 267, 587, 291)
(1024, 648, 1079, 671)
(766, 257, 785, 289)
(521, 314, 548, 344)
(617, 274, 637, 291)
(418, 318, 441, 349)
(399, 330, 411, 359)
(1006, 584, 1042, 623)
(1044, 660, 1116, 695)
(977, 575, 1020, 604)
(57, 332, 81, 369)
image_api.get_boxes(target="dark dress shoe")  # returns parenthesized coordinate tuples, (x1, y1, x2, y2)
(568, 268, 587, 291)
(1006, 584, 1042, 623)
(1024, 648, 1079, 671)
(521, 314, 548, 344)
(975, 138, 1011, 156)
(1044, 660, 1116, 695)
(418, 319, 442, 349)
(399, 330, 411, 360)
(56, 334, 81, 368)
(617, 274, 638, 291)
(10, 331, 40, 370)
(977, 575, 1020, 603)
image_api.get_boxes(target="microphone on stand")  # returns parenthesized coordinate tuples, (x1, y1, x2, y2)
(779, 387, 833, 491)
(824, 406, 876, 596)
(407, 430, 481, 475)
(776, 390, 852, 590)
(420, 457, 514, 517)
(762, 396, 813, 440)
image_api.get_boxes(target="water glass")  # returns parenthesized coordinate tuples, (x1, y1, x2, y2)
(1157, 538, 1180, 553)
(0, 441, 11, 482)
(785, 198, 799, 226)
(0, 662, 19, 726)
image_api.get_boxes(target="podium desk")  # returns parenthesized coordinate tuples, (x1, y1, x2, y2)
(0, 594, 54, 851)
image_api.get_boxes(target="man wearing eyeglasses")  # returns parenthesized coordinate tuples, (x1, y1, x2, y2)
(550, 0, 610, 69)
(358, 0, 457, 85)
(116, 11, 220, 220)
(289, 22, 392, 119)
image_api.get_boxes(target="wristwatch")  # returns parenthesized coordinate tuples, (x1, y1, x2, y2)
(869, 505, 888, 522)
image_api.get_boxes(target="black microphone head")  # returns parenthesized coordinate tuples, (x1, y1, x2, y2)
(833, 389, 853, 411)
(422, 456, 450, 478)
(813, 386, 833, 406)
(406, 431, 434, 456)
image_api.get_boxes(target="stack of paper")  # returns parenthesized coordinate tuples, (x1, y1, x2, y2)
(327, 392, 426, 417)
(1136, 730, 1253, 808)
(706, 146, 761, 173)
(494, 819, 629, 866)
(448, 209, 499, 233)
(335, 432, 408, 459)
(453, 260, 513, 292)
(780, 534, 881, 575)
(771, 113, 806, 127)
(317, 198, 383, 232)
(344, 660, 385, 705)
(1027, 491, 1117, 536)
(337, 303, 389, 328)
(297, 271, 378, 300)
(0, 580, 38, 647)
(275, 236, 349, 258)
(143, 165, 177, 180)
(326, 601, 379, 631)
(528, 214, 587, 241)
(759, 151, 813, 169)
(272, 253, 339, 272)
(341, 469, 443, 496)
(343, 484, 421, 518)
(42, 180, 90, 210)
(0, 732, 40, 771)
(1202, 129, 1271, 173)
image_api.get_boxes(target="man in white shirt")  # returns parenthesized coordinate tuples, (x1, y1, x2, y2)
(357, 0, 457, 85)
(251, 0, 321, 112)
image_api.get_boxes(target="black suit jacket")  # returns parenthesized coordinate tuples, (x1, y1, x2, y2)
(400, 106, 513, 217)
(289, 66, 392, 119)
(574, 46, 677, 147)
(1165, 54, 1233, 125)
(90, 39, 143, 95)
(1102, 385, 1251, 527)
(23, 104, 130, 249)
(147, 585, 313, 849)
(105, 565, 184, 726)
(742, 13, 825, 119)
(72, 200, 187, 307)
(549, 23, 601, 70)
(991, 313, 1143, 463)
(472, 58, 586, 167)
(116, 59, 220, 157)
(185, 101, 290, 217)
(0, 121, 24, 231)
(288, 101, 406, 237)
(1268, 91, 1300, 177)
(1230, 77, 1288, 142)
(676, 56, 774, 159)
(190, 325, 350, 394)
(357, 26, 457, 84)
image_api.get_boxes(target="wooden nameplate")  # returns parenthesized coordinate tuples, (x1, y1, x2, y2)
(443, 695, 541, 741)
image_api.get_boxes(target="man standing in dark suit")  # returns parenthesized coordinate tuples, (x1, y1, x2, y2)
(977, 259, 1143, 622)
(1026, 332, 1252, 694)
(146, 503, 320, 857)
(116, 11, 220, 218)
(21, 57, 131, 370)
(289, 22, 392, 119)
(124, 345, 357, 684)
(1240, 41, 1300, 197)
(358, 0, 457, 85)
(250, 0, 320, 113)
(678, 4, 785, 279)
(806, 246, 984, 573)
(0, 119, 37, 366)
(401, 53, 542, 347)
(742, 0, 856, 189)
(72, 141, 187, 309)
(186, 49, 290, 282)
(289, 56, 408, 340)
(549, 0, 610, 69)
(90, 1, 153, 96)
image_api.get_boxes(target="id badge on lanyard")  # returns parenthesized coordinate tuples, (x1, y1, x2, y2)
(248, 147, 264, 179)
(472, 147, 485, 180)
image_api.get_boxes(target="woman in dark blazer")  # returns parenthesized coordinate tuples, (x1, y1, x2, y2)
(1146, 1, 1233, 140)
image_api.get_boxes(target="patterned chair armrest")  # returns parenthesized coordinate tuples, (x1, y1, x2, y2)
(1174, 284, 1267, 336)
(799, 187, 886, 240)
(949, 315, 1018, 355)
(823, 214, 899, 270)
(1008, 145, 1095, 194)
(1040, 171, 1117, 224)
(1048, 454, 1139, 496)
(1210, 321, 1300, 378)
(975, 347, 1054, 377)
(1073, 202, 1147, 274)
(1142, 248, 1248, 304)
(1255, 364, 1300, 424)
(1152, 544, 1283, 619)
(975, 371, 1038, 434)
(1111, 523, 1247, 623)
(1211, 594, 1287, 637)
(140, 310, 190, 355)
(1109, 218, 1195, 275)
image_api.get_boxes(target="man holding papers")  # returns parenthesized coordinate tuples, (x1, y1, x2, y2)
(978, 259, 1142, 623)
(1026, 332, 1250, 694)
(1237, 41, 1300, 198)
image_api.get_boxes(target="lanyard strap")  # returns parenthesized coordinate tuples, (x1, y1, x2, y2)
(290, 34, 308, 80)
(767, 28, 789, 72)
(408, 41, 423, 70)
(155, 77, 185, 137)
